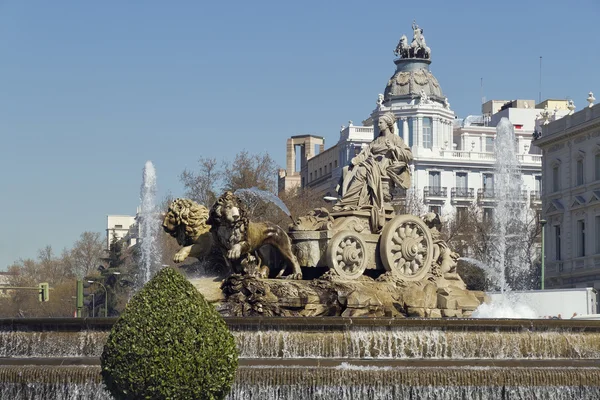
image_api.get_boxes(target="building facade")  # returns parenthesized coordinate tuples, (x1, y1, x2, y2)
(106, 215, 137, 249)
(278, 22, 545, 219)
(534, 96, 600, 289)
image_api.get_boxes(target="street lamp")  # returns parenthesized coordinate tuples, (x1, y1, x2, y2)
(88, 280, 108, 317)
(540, 219, 547, 290)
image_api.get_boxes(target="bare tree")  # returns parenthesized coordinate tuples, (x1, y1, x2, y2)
(180, 157, 221, 207)
(67, 232, 105, 278)
(223, 151, 278, 194)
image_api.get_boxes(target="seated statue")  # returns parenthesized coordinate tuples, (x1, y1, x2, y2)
(335, 112, 413, 230)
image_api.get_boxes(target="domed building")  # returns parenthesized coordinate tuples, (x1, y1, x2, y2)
(279, 21, 542, 221)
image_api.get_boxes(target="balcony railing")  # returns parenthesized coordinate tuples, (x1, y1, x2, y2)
(451, 187, 474, 199)
(424, 186, 447, 197)
(438, 150, 542, 164)
(530, 190, 541, 201)
(477, 188, 495, 199)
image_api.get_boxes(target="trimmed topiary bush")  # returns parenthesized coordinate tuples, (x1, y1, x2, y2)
(101, 267, 238, 399)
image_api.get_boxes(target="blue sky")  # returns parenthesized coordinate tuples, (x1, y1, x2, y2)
(1, 0, 598, 270)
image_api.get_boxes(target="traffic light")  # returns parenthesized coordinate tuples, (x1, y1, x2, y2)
(38, 282, 49, 302)
(83, 281, 96, 317)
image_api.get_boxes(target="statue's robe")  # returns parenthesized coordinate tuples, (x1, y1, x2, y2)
(336, 132, 412, 230)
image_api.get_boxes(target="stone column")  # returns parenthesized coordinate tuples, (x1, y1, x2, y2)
(402, 117, 409, 145)
(286, 138, 295, 174)
(416, 116, 423, 147)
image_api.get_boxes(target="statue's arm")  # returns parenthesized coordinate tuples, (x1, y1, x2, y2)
(351, 145, 371, 166)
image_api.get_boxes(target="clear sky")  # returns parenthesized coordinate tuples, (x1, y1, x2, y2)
(1, 0, 598, 270)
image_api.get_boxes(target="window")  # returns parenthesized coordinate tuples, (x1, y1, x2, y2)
(555, 225, 561, 261)
(329, 162, 332, 172)
(309, 172, 312, 181)
(429, 171, 441, 188)
(595, 153, 600, 181)
(334, 160, 338, 168)
(429, 205, 441, 214)
(397, 119, 404, 138)
(483, 208, 494, 223)
(319, 168, 322, 177)
(423, 117, 433, 149)
(534, 175, 542, 193)
(115, 225, 123, 229)
(596, 216, 600, 254)
(552, 166, 560, 192)
(485, 137, 495, 153)
(483, 173, 494, 196)
(577, 220, 586, 257)
(456, 173, 468, 196)
(577, 159, 584, 186)
(457, 207, 468, 222)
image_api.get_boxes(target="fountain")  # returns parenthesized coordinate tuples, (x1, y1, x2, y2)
(137, 160, 161, 290)
(2, 24, 600, 400)
(470, 118, 538, 318)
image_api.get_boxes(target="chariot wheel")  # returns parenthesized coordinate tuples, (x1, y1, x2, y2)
(380, 215, 433, 280)
(326, 230, 368, 280)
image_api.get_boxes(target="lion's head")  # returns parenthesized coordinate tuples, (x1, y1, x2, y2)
(162, 198, 210, 246)
(207, 191, 248, 228)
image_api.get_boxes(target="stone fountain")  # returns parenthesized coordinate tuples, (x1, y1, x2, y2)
(167, 111, 484, 319)
(2, 25, 600, 400)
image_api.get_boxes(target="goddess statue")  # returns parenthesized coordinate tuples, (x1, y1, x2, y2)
(335, 112, 413, 230)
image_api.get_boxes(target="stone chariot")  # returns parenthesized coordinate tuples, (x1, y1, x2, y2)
(290, 205, 434, 281)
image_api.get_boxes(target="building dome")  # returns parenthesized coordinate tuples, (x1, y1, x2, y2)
(384, 22, 444, 104)
(384, 59, 444, 102)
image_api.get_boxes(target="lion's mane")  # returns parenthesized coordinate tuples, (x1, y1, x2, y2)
(163, 198, 210, 245)
(207, 191, 249, 246)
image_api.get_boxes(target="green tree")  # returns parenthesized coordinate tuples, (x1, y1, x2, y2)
(101, 267, 238, 399)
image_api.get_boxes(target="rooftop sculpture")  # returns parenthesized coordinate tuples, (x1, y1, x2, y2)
(394, 20, 431, 60)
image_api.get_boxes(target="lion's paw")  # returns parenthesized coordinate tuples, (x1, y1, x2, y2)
(282, 272, 303, 280)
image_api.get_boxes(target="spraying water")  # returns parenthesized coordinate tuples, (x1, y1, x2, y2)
(137, 161, 161, 290)
(471, 118, 537, 318)
(234, 187, 292, 218)
(488, 118, 530, 293)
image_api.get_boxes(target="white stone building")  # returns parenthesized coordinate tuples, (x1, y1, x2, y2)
(534, 94, 600, 289)
(106, 214, 137, 249)
(278, 22, 545, 220)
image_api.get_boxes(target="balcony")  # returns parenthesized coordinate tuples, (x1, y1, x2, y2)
(438, 150, 542, 164)
(477, 188, 495, 200)
(451, 187, 474, 199)
(424, 186, 447, 198)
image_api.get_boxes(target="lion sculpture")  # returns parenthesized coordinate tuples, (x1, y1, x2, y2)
(162, 198, 213, 263)
(207, 191, 303, 280)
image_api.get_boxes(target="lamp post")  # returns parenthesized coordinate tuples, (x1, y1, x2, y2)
(88, 281, 108, 317)
(90, 293, 95, 318)
(540, 219, 547, 290)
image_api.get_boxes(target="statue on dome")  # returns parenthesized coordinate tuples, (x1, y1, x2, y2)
(394, 35, 410, 58)
(376, 93, 385, 109)
(335, 112, 413, 230)
(394, 22, 431, 60)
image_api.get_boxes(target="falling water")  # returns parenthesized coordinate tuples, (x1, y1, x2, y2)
(234, 187, 292, 218)
(137, 161, 161, 290)
(471, 118, 536, 318)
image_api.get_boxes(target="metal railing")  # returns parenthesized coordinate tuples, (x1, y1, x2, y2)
(423, 186, 447, 197)
(451, 187, 474, 199)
